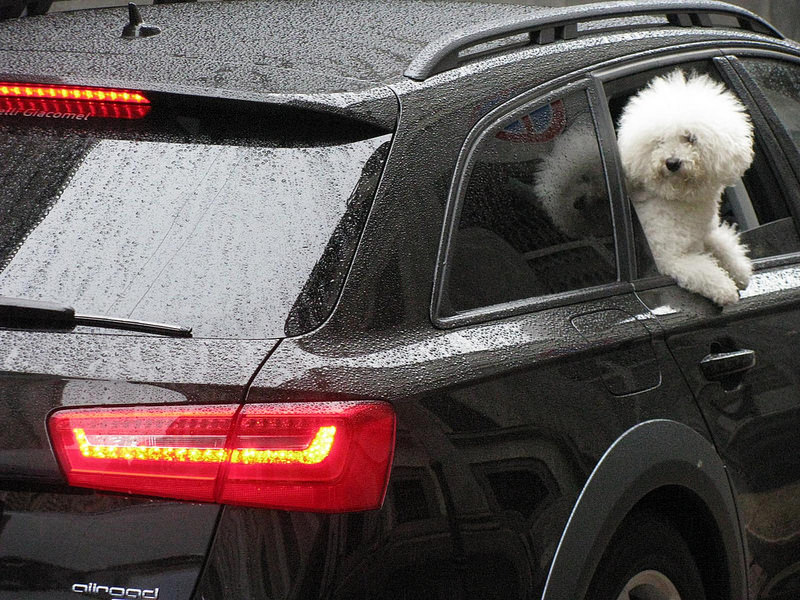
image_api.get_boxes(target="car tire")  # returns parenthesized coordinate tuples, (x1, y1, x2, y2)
(26, 0, 52, 15)
(586, 509, 707, 600)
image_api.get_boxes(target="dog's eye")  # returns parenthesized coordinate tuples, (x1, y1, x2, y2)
(682, 132, 697, 144)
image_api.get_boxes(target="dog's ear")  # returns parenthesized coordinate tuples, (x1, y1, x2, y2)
(617, 96, 662, 188)
(718, 124, 754, 182)
(695, 91, 754, 183)
(673, 73, 755, 183)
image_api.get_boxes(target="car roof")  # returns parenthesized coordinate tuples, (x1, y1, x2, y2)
(0, 0, 786, 127)
(0, 0, 544, 93)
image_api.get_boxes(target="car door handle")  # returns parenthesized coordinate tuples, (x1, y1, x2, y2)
(699, 348, 756, 381)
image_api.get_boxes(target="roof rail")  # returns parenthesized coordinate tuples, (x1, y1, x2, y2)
(404, 0, 783, 81)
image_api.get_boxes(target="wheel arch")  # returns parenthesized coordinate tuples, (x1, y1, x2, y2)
(541, 419, 747, 600)
(635, 484, 733, 600)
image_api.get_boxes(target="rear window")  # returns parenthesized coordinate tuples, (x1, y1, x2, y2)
(0, 92, 391, 339)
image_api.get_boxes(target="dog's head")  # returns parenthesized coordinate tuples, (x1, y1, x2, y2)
(534, 119, 611, 239)
(617, 70, 754, 200)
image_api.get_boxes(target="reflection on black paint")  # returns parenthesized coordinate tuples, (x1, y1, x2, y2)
(0, 556, 81, 594)
(390, 476, 432, 524)
(285, 142, 391, 336)
(0, 132, 95, 270)
(0, 375, 64, 453)
(571, 309, 662, 396)
(198, 507, 326, 600)
(420, 396, 501, 432)
(196, 395, 575, 600)
(0, 491, 218, 599)
(476, 459, 559, 522)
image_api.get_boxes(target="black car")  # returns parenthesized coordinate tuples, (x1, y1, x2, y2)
(0, 1, 50, 19)
(2, 1, 800, 599)
(0, 0, 195, 20)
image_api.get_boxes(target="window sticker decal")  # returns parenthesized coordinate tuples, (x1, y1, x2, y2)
(496, 99, 566, 143)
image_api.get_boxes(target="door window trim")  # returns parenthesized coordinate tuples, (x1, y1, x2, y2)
(432, 77, 631, 330)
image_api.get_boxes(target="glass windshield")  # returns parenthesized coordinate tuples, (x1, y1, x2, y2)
(0, 104, 391, 339)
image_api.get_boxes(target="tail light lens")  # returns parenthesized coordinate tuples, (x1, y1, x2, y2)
(48, 401, 396, 512)
(0, 83, 151, 119)
(0, 83, 149, 103)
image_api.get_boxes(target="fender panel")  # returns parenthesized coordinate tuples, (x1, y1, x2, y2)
(541, 419, 746, 600)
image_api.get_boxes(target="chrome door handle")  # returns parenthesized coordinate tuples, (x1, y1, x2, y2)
(699, 348, 756, 381)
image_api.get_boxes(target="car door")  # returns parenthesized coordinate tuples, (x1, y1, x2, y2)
(426, 78, 705, 598)
(606, 53, 800, 600)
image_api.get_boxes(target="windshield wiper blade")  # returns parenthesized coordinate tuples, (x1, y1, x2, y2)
(0, 296, 192, 338)
(73, 313, 192, 338)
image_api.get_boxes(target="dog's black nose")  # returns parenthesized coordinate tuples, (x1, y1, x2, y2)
(665, 158, 682, 172)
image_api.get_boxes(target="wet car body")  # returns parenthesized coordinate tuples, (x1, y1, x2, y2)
(3, 1, 800, 599)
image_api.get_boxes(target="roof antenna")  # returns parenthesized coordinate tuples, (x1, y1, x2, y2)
(122, 2, 162, 39)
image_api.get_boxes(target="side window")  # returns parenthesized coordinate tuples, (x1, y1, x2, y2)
(445, 89, 616, 313)
(740, 57, 800, 148)
(724, 138, 798, 260)
(733, 57, 800, 259)
(607, 61, 800, 277)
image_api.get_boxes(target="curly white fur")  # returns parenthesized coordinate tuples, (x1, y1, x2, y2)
(617, 70, 754, 306)
(534, 119, 611, 239)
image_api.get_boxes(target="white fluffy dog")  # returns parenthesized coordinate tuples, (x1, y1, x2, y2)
(534, 118, 612, 240)
(617, 70, 754, 306)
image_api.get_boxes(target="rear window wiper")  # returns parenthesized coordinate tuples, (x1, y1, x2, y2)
(0, 295, 192, 338)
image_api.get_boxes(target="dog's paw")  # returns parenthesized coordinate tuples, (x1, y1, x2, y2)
(664, 253, 743, 306)
(708, 278, 741, 306)
(728, 260, 753, 290)
(707, 224, 752, 290)
(734, 273, 750, 291)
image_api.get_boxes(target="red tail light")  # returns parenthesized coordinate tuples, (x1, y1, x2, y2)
(0, 83, 149, 103)
(0, 82, 151, 119)
(48, 401, 396, 512)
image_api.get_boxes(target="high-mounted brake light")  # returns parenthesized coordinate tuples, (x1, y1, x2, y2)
(0, 82, 151, 119)
(48, 401, 396, 513)
(0, 83, 149, 103)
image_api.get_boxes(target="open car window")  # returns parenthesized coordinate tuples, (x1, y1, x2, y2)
(605, 60, 800, 278)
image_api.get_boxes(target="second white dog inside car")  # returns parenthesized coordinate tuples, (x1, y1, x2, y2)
(617, 69, 755, 306)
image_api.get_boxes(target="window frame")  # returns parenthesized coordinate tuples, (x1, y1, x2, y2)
(432, 77, 631, 329)
(433, 45, 800, 329)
